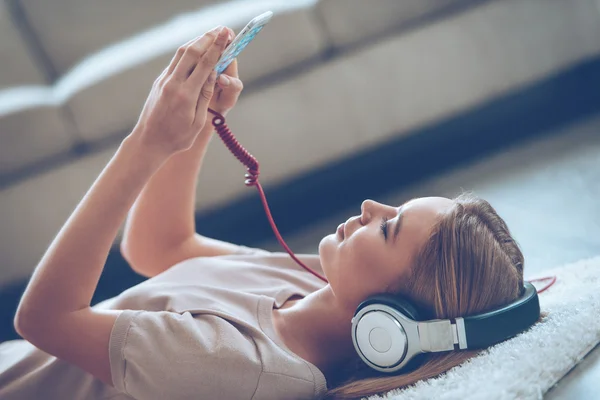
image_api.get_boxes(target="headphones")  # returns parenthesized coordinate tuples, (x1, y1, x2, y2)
(351, 281, 540, 373)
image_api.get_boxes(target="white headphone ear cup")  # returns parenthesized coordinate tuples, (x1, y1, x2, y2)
(354, 310, 408, 368)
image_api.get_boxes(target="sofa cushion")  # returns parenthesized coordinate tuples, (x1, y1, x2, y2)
(316, 0, 466, 49)
(18, 0, 224, 75)
(62, 1, 327, 142)
(0, 2, 76, 176)
(332, 0, 600, 147)
(0, 0, 47, 87)
(19, 0, 326, 76)
(0, 144, 118, 286)
(0, 101, 75, 176)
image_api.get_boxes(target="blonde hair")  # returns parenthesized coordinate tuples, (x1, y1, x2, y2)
(323, 193, 526, 399)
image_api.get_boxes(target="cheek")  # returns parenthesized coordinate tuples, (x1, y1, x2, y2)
(319, 231, 391, 303)
(344, 232, 380, 264)
(318, 235, 366, 298)
(339, 234, 385, 291)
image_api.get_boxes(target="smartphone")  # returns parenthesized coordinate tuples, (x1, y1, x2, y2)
(214, 11, 273, 76)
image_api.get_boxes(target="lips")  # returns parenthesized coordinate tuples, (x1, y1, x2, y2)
(337, 223, 345, 239)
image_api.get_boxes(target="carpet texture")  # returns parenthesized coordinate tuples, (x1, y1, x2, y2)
(372, 256, 600, 400)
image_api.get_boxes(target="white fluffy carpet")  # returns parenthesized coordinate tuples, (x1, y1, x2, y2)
(372, 256, 600, 400)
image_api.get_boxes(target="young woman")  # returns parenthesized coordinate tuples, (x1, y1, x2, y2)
(0, 26, 526, 400)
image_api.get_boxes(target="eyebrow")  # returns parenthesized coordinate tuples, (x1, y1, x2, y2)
(393, 206, 404, 243)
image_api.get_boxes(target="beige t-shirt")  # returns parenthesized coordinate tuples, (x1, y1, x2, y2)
(0, 247, 328, 400)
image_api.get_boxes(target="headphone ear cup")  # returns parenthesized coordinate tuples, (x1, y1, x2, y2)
(356, 294, 421, 321)
(352, 294, 421, 372)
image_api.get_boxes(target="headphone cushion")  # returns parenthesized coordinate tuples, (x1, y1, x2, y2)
(356, 294, 421, 321)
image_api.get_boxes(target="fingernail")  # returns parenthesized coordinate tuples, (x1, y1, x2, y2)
(219, 26, 227, 35)
(219, 75, 230, 86)
(208, 70, 217, 83)
(210, 25, 221, 32)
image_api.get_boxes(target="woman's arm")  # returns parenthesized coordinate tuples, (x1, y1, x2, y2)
(15, 136, 164, 384)
(14, 26, 230, 386)
(120, 122, 237, 277)
(121, 27, 247, 278)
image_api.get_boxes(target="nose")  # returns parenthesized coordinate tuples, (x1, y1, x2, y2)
(360, 199, 378, 224)
(361, 199, 396, 224)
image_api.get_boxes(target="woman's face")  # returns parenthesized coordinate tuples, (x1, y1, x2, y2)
(319, 196, 454, 311)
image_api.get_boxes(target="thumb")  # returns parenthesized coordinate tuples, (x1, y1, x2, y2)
(213, 74, 243, 113)
(217, 74, 231, 88)
(217, 74, 243, 95)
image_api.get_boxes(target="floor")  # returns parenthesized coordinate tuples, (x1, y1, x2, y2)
(258, 114, 600, 398)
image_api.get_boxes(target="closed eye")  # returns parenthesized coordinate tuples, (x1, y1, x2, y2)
(380, 217, 389, 240)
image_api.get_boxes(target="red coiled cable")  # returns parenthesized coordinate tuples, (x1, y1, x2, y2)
(206, 108, 557, 293)
(208, 108, 328, 283)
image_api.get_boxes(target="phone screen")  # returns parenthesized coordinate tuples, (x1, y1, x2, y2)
(214, 14, 270, 76)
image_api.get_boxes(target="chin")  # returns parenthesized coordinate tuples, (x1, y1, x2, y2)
(318, 234, 337, 274)
(317, 235, 328, 256)
(318, 233, 337, 251)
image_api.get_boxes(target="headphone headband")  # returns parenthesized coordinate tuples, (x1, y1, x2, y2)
(462, 281, 539, 348)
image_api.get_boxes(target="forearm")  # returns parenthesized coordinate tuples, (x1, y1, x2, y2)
(16, 133, 166, 320)
(121, 33, 242, 273)
(121, 125, 213, 255)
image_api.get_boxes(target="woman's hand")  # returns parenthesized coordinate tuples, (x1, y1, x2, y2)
(209, 28, 244, 117)
(130, 26, 230, 158)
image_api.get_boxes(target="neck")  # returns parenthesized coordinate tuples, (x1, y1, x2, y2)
(273, 285, 356, 378)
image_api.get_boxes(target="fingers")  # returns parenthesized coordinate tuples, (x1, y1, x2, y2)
(222, 58, 239, 79)
(199, 70, 218, 105)
(217, 73, 243, 92)
(171, 27, 221, 80)
(191, 27, 229, 102)
(225, 27, 235, 46)
(206, 73, 243, 115)
(165, 35, 198, 76)
(153, 67, 169, 87)
(190, 27, 229, 85)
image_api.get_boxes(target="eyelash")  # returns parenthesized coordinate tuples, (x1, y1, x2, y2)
(380, 217, 389, 240)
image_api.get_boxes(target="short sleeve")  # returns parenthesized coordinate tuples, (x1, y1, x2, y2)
(109, 310, 262, 400)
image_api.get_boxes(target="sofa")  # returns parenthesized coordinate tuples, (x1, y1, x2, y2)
(1, 0, 600, 290)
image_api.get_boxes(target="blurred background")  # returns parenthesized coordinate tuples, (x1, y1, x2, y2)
(1, 0, 600, 394)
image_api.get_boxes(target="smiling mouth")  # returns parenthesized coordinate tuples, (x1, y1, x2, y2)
(337, 223, 345, 239)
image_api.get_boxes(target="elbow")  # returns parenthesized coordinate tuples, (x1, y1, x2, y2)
(13, 307, 38, 341)
(13, 311, 24, 338)
(119, 239, 134, 266)
(120, 240, 144, 275)
(120, 240, 159, 278)
(14, 294, 29, 338)
(14, 308, 64, 354)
